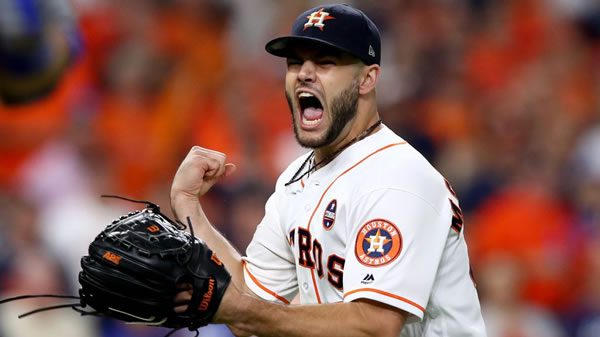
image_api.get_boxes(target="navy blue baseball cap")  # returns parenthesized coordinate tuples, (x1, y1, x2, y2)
(265, 4, 381, 65)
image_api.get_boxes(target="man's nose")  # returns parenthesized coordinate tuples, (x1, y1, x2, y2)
(297, 60, 316, 82)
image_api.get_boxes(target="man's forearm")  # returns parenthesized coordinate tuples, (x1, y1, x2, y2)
(216, 286, 407, 337)
(171, 194, 245, 287)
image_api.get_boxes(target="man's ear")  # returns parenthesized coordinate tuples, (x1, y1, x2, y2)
(358, 64, 380, 95)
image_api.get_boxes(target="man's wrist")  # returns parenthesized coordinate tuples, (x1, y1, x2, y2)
(170, 190, 198, 211)
(170, 191, 205, 223)
(213, 284, 243, 324)
(170, 189, 199, 204)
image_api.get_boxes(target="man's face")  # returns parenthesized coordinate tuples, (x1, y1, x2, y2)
(284, 45, 362, 149)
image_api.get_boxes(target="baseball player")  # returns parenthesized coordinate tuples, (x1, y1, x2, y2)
(171, 3, 487, 337)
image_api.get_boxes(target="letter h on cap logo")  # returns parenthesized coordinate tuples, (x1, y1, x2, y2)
(304, 8, 335, 31)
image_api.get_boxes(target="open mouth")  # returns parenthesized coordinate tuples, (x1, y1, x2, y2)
(298, 92, 324, 127)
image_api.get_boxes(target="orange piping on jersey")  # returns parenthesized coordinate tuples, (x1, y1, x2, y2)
(304, 141, 407, 304)
(310, 267, 322, 303)
(344, 288, 425, 313)
(243, 261, 290, 304)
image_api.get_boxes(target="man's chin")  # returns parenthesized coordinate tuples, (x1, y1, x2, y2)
(294, 131, 328, 149)
(296, 137, 326, 149)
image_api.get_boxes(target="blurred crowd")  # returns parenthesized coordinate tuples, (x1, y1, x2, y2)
(0, 0, 599, 336)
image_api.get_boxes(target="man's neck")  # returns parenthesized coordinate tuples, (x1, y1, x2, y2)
(313, 117, 382, 166)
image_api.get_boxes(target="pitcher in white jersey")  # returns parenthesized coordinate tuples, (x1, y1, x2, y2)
(171, 3, 487, 337)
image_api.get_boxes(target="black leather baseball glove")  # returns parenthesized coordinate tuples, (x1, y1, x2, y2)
(78, 198, 231, 330)
(0, 196, 231, 336)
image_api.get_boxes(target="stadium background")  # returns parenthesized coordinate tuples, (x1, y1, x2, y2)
(0, 0, 599, 336)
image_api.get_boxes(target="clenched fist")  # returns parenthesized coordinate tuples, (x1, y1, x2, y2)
(171, 146, 237, 201)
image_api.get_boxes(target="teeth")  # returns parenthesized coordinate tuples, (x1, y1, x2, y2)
(302, 116, 322, 126)
(298, 92, 314, 98)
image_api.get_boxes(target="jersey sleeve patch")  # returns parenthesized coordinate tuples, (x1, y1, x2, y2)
(354, 219, 402, 267)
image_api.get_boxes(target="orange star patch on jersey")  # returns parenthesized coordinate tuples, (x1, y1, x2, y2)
(355, 219, 402, 267)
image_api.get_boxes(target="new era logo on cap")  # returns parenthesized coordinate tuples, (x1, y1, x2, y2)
(265, 3, 381, 65)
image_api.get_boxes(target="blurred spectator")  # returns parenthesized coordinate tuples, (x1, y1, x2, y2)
(15, 135, 127, 288)
(478, 254, 567, 337)
(468, 182, 574, 311)
(562, 124, 600, 337)
(0, 0, 92, 189)
(92, 37, 174, 196)
(0, 194, 99, 337)
(0, 0, 82, 105)
(568, 124, 600, 223)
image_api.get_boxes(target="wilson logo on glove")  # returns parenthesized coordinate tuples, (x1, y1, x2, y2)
(198, 278, 215, 312)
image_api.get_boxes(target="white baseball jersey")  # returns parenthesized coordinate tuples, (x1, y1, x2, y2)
(243, 124, 487, 336)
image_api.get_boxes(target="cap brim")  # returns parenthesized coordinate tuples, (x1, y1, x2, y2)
(265, 36, 358, 60)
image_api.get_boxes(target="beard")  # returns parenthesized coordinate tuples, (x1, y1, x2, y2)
(286, 78, 360, 149)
